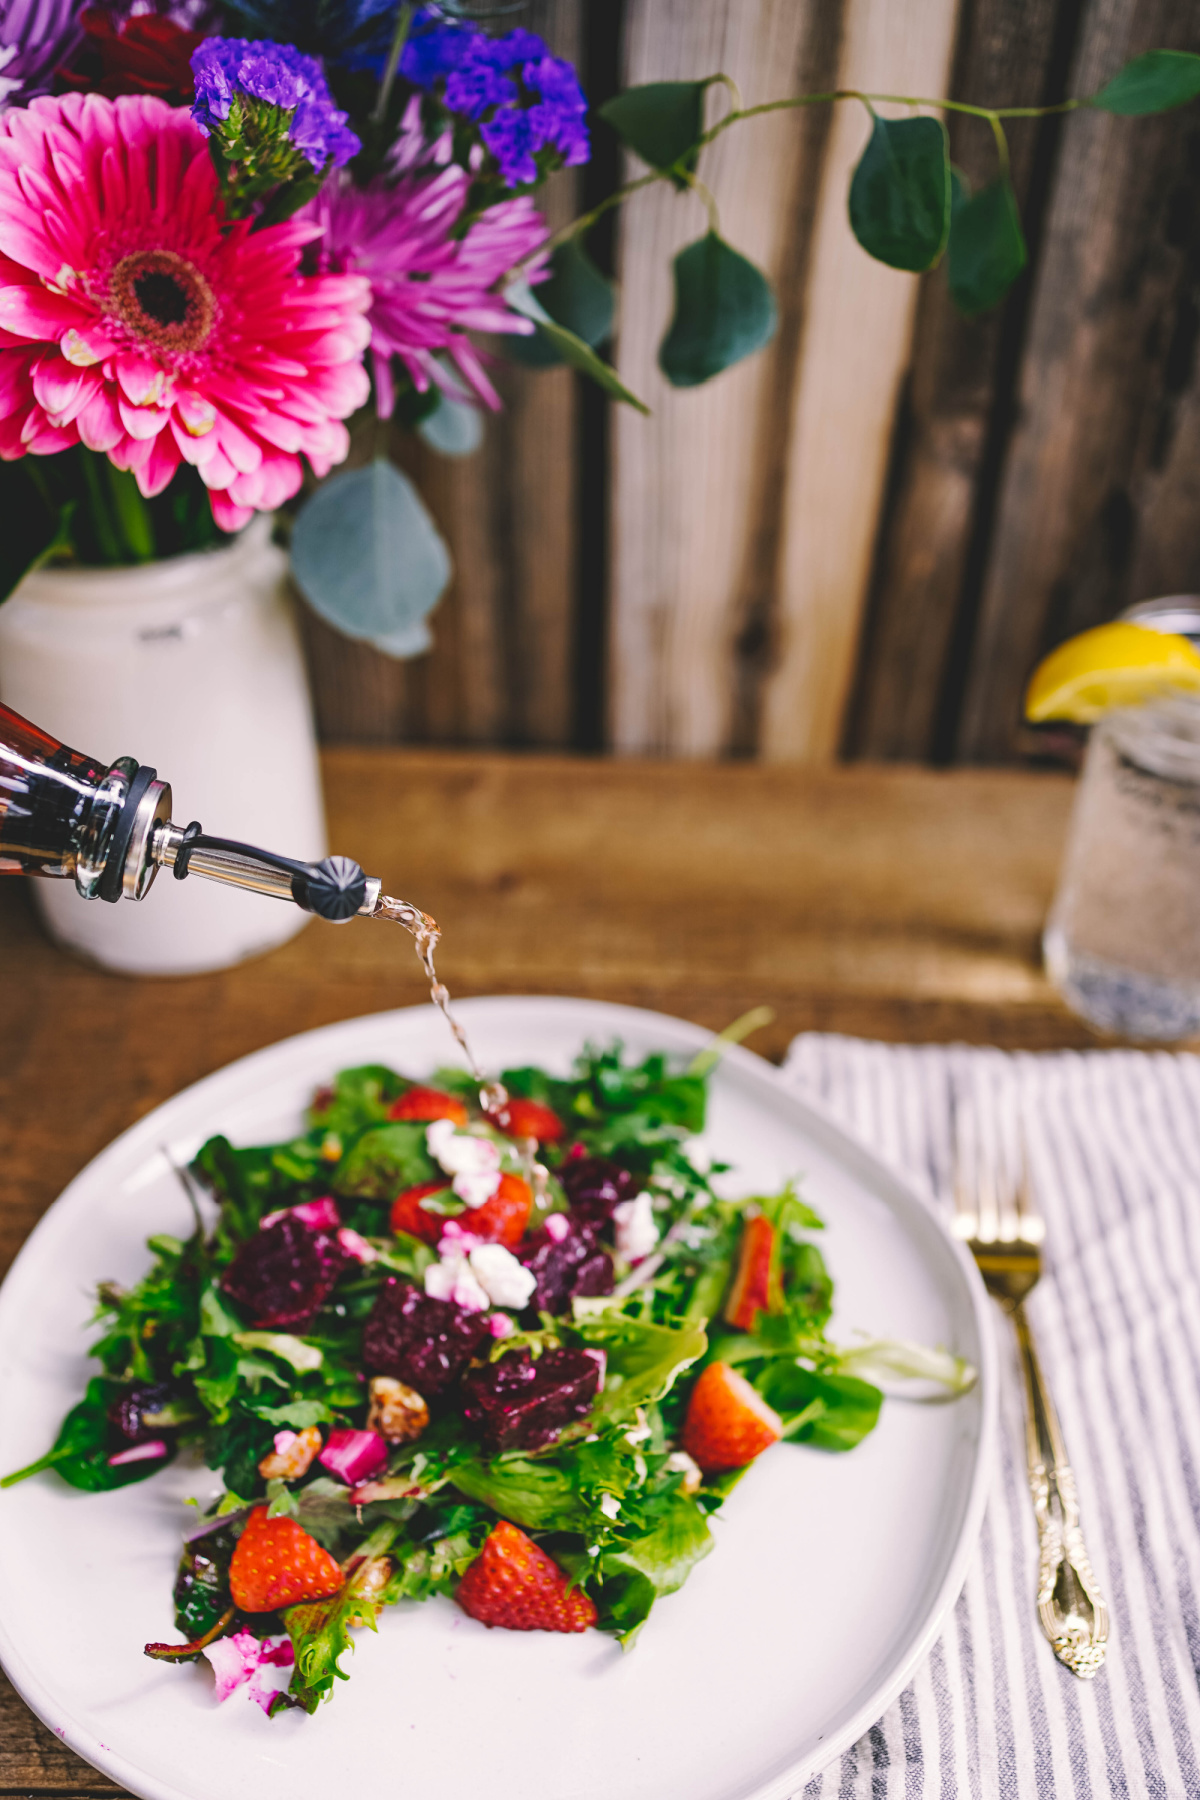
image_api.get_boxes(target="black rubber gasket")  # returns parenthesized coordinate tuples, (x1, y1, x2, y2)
(97, 764, 158, 905)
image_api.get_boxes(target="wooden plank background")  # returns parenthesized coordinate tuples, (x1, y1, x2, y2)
(304, 0, 1200, 764)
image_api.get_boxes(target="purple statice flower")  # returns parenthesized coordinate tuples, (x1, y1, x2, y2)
(0, 0, 83, 106)
(399, 10, 589, 188)
(191, 36, 360, 170)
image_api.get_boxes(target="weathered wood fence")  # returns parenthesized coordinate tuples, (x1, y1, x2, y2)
(301, 0, 1200, 764)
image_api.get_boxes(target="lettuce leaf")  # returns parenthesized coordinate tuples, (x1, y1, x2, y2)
(0, 1378, 165, 1492)
(575, 1313, 708, 1423)
(592, 1493, 714, 1646)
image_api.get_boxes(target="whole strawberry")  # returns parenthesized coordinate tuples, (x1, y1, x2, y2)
(229, 1506, 345, 1613)
(457, 1521, 597, 1632)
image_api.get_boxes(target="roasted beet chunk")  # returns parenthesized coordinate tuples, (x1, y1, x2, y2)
(460, 1346, 601, 1453)
(519, 1218, 614, 1314)
(221, 1214, 347, 1330)
(107, 1381, 175, 1444)
(559, 1157, 637, 1225)
(362, 1278, 489, 1397)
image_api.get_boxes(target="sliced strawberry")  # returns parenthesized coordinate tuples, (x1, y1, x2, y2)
(229, 1506, 344, 1613)
(390, 1172, 532, 1248)
(457, 1520, 596, 1632)
(390, 1180, 453, 1245)
(681, 1360, 783, 1473)
(467, 1172, 533, 1248)
(495, 1098, 566, 1144)
(388, 1086, 468, 1126)
(724, 1215, 776, 1332)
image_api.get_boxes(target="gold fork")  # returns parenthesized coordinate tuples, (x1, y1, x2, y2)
(952, 1078, 1109, 1679)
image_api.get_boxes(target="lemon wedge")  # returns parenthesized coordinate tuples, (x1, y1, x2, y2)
(1025, 622, 1200, 723)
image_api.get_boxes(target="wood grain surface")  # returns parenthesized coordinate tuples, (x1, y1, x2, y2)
(0, 745, 1118, 1792)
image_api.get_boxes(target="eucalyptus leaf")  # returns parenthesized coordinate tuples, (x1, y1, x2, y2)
(1091, 49, 1200, 115)
(290, 459, 451, 658)
(848, 115, 950, 272)
(947, 172, 1026, 314)
(658, 233, 777, 388)
(416, 391, 484, 457)
(506, 240, 616, 368)
(506, 281, 648, 411)
(599, 80, 707, 185)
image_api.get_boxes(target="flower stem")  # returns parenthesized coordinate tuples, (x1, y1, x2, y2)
(373, 3, 415, 127)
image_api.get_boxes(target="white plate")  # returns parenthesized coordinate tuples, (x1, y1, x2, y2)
(0, 997, 995, 1800)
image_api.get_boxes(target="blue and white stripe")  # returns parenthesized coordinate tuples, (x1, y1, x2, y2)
(782, 1038, 1200, 1800)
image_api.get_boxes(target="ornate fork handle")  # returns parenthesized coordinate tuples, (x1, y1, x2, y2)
(1013, 1304, 1109, 1677)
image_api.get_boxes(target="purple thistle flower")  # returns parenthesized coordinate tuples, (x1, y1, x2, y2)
(399, 9, 589, 189)
(0, 0, 83, 106)
(191, 35, 360, 170)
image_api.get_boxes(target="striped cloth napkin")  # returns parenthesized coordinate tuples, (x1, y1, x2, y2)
(780, 1035, 1200, 1800)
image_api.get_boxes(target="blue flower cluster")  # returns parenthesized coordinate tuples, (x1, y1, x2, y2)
(191, 36, 361, 170)
(400, 12, 589, 187)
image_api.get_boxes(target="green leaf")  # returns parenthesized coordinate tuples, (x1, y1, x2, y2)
(577, 1314, 708, 1422)
(331, 1121, 437, 1200)
(1091, 49, 1200, 115)
(594, 1493, 714, 1646)
(848, 114, 951, 272)
(506, 281, 649, 413)
(0, 1378, 164, 1492)
(416, 390, 484, 457)
(947, 172, 1027, 314)
(283, 1584, 374, 1713)
(290, 459, 451, 658)
(451, 1456, 590, 1530)
(232, 1331, 324, 1373)
(308, 1065, 404, 1138)
(506, 240, 616, 368)
(252, 1396, 334, 1428)
(754, 1364, 882, 1452)
(658, 233, 777, 389)
(599, 81, 708, 184)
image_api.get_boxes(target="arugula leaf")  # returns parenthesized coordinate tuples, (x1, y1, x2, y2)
(0, 1378, 165, 1491)
(331, 1121, 437, 1200)
(592, 1493, 714, 1646)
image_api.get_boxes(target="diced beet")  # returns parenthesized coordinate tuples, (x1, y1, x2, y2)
(558, 1157, 638, 1225)
(460, 1346, 601, 1453)
(318, 1427, 388, 1486)
(221, 1214, 348, 1330)
(107, 1381, 174, 1444)
(518, 1217, 614, 1314)
(361, 1278, 489, 1396)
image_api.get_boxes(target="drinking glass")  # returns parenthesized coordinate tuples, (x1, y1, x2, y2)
(1045, 691, 1200, 1040)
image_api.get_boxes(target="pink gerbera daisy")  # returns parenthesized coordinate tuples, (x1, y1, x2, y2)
(310, 161, 550, 416)
(0, 91, 372, 529)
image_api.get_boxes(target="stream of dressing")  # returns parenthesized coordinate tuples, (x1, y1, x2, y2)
(367, 894, 552, 1205)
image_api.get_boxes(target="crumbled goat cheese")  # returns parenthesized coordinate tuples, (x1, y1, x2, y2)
(613, 1190, 659, 1263)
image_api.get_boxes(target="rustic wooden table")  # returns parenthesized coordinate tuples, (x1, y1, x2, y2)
(0, 749, 1100, 1794)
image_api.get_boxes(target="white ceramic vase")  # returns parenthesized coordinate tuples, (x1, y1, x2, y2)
(0, 517, 326, 975)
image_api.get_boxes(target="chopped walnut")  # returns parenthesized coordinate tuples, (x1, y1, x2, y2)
(257, 1423, 323, 1481)
(367, 1375, 429, 1444)
(347, 1554, 394, 1626)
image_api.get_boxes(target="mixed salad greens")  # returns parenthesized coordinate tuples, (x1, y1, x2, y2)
(3, 1041, 973, 1716)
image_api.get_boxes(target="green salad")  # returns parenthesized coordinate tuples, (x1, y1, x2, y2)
(4, 1042, 972, 1716)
